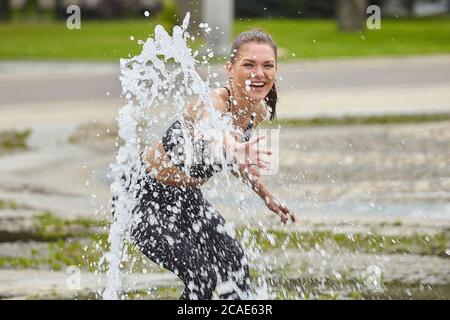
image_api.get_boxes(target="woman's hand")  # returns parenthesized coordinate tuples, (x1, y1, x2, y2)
(264, 195, 296, 224)
(228, 135, 272, 178)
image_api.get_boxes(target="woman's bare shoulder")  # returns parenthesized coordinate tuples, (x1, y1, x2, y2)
(211, 87, 229, 114)
(184, 97, 204, 122)
(184, 88, 229, 121)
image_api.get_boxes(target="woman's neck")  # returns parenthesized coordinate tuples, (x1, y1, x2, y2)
(229, 99, 260, 132)
(228, 86, 260, 118)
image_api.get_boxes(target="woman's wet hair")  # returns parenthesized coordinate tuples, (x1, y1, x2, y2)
(229, 29, 278, 121)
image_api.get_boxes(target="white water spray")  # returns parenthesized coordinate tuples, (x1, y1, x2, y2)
(102, 13, 277, 300)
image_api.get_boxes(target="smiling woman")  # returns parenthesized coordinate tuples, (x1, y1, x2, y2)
(126, 28, 296, 300)
(226, 29, 278, 121)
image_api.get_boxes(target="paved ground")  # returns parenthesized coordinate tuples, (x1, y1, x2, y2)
(0, 54, 448, 231)
(1, 55, 449, 126)
(0, 55, 449, 299)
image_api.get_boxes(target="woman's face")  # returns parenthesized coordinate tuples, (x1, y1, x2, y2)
(226, 42, 277, 104)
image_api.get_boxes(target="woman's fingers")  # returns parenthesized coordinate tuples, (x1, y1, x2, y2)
(282, 206, 296, 223)
(257, 157, 271, 164)
(256, 158, 271, 168)
(278, 204, 296, 223)
(249, 135, 266, 145)
(289, 210, 296, 222)
(256, 161, 270, 169)
(280, 212, 288, 224)
(257, 149, 272, 155)
(268, 200, 289, 224)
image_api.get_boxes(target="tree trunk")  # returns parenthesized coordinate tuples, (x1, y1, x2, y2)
(0, 0, 11, 21)
(337, 0, 367, 31)
(404, 0, 415, 16)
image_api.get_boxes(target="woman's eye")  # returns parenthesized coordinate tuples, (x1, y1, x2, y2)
(244, 64, 253, 67)
(265, 64, 274, 68)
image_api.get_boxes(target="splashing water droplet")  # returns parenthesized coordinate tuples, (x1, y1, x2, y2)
(102, 12, 278, 300)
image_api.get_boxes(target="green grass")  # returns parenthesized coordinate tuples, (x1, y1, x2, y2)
(0, 129, 30, 153)
(0, 233, 158, 273)
(1, 214, 447, 271)
(271, 276, 450, 300)
(0, 199, 19, 210)
(30, 212, 106, 241)
(236, 227, 450, 257)
(25, 286, 183, 300)
(1, 17, 449, 60)
(0, 19, 173, 60)
(35, 212, 106, 230)
(0, 222, 156, 273)
(0, 212, 107, 242)
(1, 216, 448, 299)
(0, 236, 102, 271)
(1, 212, 448, 277)
(236, 17, 450, 59)
(262, 113, 450, 128)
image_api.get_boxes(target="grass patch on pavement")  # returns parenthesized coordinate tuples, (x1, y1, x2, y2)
(0, 129, 31, 154)
(0, 199, 19, 210)
(262, 113, 450, 128)
(236, 227, 450, 257)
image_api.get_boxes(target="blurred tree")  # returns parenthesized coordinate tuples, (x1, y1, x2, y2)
(302, 0, 336, 17)
(54, 0, 65, 19)
(24, 0, 39, 18)
(0, 0, 11, 21)
(157, 0, 177, 27)
(403, 0, 416, 15)
(236, 0, 302, 18)
(337, 0, 367, 31)
(235, 0, 335, 18)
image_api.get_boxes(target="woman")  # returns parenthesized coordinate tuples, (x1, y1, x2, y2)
(131, 29, 296, 300)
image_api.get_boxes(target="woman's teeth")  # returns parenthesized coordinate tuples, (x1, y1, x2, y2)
(245, 79, 265, 92)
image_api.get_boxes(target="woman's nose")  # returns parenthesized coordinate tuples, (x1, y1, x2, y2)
(252, 65, 265, 78)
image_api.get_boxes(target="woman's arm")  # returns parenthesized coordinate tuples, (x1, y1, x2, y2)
(231, 167, 269, 200)
(231, 168, 295, 224)
(184, 94, 270, 177)
(145, 142, 207, 187)
(230, 102, 296, 224)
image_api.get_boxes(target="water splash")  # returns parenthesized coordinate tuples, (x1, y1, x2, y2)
(102, 13, 207, 299)
(102, 13, 279, 300)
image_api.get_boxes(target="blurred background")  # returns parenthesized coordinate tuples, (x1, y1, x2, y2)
(0, 0, 449, 300)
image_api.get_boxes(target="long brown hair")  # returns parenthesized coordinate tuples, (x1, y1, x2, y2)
(229, 29, 278, 121)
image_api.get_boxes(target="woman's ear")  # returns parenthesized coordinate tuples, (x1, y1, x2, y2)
(225, 61, 233, 77)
